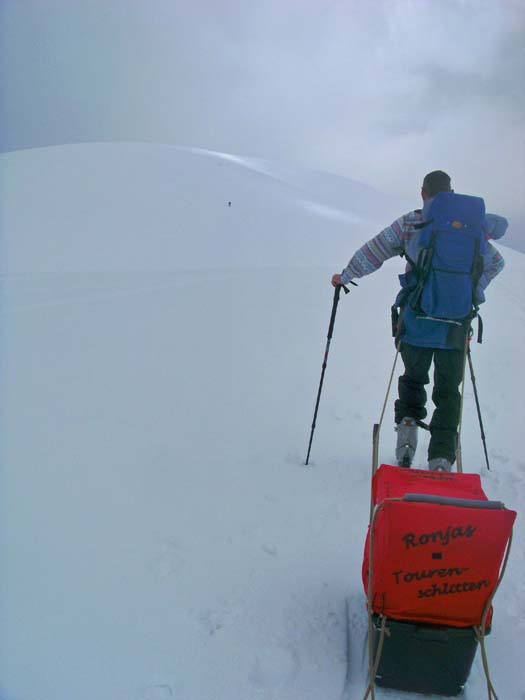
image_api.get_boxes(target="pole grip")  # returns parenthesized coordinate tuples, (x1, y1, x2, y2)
(328, 283, 350, 337)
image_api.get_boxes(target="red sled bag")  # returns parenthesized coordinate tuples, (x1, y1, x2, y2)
(362, 465, 516, 628)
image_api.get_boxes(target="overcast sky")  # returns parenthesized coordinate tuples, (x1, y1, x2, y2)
(1, 0, 523, 229)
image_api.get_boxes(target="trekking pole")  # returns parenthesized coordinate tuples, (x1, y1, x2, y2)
(305, 282, 354, 465)
(467, 346, 491, 471)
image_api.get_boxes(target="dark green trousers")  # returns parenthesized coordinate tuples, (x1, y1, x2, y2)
(394, 342, 465, 464)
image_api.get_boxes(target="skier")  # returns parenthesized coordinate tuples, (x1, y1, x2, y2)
(331, 171, 507, 471)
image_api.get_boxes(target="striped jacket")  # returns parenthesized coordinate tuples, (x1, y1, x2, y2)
(340, 209, 506, 302)
(339, 205, 507, 349)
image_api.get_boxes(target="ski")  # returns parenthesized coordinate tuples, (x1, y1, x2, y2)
(341, 596, 369, 700)
(340, 598, 352, 699)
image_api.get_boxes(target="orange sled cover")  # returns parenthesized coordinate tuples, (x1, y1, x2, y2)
(363, 464, 516, 628)
(371, 464, 487, 505)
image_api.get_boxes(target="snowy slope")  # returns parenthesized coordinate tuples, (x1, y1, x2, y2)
(0, 144, 523, 700)
(0, 143, 397, 273)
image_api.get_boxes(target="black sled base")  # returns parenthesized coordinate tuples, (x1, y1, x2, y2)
(372, 615, 483, 696)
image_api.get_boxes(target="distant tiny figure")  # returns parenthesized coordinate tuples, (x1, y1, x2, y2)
(228, 201, 231, 207)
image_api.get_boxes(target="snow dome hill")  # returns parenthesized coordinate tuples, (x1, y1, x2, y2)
(0, 142, 397, 274)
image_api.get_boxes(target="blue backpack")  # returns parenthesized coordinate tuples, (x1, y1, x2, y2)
(406, 192, 486, 321)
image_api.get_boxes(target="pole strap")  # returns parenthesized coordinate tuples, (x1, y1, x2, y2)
(456, 330, 470, 473)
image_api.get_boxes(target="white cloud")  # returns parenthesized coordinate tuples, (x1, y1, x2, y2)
(0, 0, 523, 227)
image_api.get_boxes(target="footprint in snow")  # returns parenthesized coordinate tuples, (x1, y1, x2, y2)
(263, 493, 278, 504)
(249, 643, 300, 688)
(149, 536, 185, 578)
(197, 597, 243, 636)
(491, 450, 510, 465)
(285, 451, 306, 466)
(330, 412, 344, 422)
(198, 607, 226, 636)
(262, 543, 278, 557)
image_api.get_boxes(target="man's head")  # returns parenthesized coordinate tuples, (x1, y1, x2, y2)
(421, 170, 452, 200)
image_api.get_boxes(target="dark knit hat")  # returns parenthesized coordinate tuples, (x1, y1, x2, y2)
(422, 171, 452, 197)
